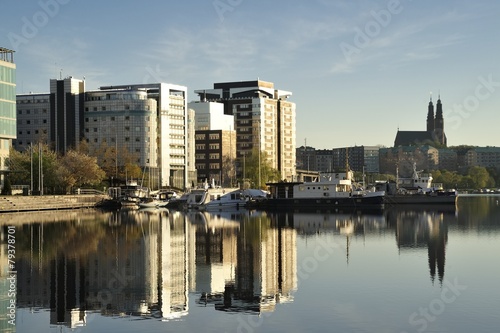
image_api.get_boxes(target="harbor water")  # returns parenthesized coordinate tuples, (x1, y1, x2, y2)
(1, 195, 499, 333)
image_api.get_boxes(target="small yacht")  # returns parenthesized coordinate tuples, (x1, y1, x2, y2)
(202, 189, 247, 211)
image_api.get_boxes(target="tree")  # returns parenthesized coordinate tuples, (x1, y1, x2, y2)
(241, 149, 280, 189)
(60, 150, 106, 191)
(467, 166, 491, 189)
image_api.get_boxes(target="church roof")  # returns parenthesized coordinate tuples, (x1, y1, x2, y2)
(394, 130, 436, 147)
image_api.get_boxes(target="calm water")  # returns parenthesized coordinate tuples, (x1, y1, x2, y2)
(1, 195, 499, 333)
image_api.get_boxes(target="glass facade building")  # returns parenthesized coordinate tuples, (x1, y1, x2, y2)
(0, 47, 16, 190)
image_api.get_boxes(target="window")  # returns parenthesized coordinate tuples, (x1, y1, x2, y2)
(102, 106, 106, 111)
(111, 116, 115, 121)
(125, 137, 130, 142)
(43, 119, 47, 124)
(27, 120, 30, 124)
(135, 137, 140, 142)
(125, 126, 130, 131)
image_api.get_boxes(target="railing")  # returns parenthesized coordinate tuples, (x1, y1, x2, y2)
(73, 188, 107, 195)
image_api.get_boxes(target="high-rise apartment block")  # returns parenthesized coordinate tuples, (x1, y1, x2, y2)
(189, 101, 236, 186)
(89, 83, 189, 189)
(50, 77, 85, 154)
(194, 80, 296, 181)
(0, 47, 16, 190)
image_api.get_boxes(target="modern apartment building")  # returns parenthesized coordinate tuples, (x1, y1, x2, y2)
(189, 100, 235, 187)
(0, 47, 16, 191)
(194, 80, 296, 182)
(89, 83, 190, 190)
(15, 80, 191, 190)
(84, 87, 159, 185)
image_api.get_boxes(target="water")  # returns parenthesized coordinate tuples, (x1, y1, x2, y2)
(1, 195, 499, 333)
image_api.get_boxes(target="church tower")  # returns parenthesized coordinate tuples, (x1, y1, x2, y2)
(434, 95, 446, 146)
(426, 95, 434, 132)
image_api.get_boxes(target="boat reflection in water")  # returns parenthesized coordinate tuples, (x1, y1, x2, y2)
(6, 204, 458, 330)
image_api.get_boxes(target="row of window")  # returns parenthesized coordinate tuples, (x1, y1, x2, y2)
(195, 144, 220, 150)
(195, 163, 221, 170)
(85, 116, 151, 122)
(17, 119, 48, 125)
(17, 99, 49, 104)
(18, 129, 47, 135)
(85, 105, 151, 111)
(18, 109, 48, 114)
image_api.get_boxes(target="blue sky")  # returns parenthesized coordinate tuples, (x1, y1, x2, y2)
(2, 0, 499, 149)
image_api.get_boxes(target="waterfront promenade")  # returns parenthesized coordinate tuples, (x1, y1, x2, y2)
(0, 194, 108, 213)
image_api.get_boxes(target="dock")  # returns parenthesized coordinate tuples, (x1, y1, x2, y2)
(0, 194, 109, 213)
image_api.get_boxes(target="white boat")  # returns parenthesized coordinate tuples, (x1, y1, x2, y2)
(185, 187, 240, 210)
(202, 190, 247, 211)
(260, 171, 385, 211)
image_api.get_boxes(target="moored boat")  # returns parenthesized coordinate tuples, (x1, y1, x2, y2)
(256, 171, 385, 212)
(201, 189, 247, 211)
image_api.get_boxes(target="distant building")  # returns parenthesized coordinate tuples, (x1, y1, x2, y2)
(190, 100, 236, 186)
(438, 148, 458, 171)
(296, 146, 317, 171)
(379, 145, 438, 176)
(194, 80, 296, 181)
(465, 147, 500, 169)
(0, 47, 16, 191)
(394, 95, 447, 147)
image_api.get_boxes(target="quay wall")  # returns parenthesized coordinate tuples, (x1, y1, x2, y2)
(0, 195, 108, 213)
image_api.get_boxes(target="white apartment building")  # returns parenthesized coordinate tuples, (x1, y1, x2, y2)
(194, 80, 296, 182)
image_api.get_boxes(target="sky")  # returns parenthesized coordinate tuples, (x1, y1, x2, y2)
(1, 0, 499, 149)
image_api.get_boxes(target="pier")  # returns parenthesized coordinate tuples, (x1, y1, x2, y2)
(0, 194, 108, 213)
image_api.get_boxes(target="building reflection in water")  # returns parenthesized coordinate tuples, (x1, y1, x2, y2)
(3, 205, 457, 329)
(387, 206, 452, 285)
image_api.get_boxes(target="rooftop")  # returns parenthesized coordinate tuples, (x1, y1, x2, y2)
(0, 47, 15, 63)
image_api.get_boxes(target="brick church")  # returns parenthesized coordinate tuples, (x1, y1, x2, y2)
(394, 95, 447, 147)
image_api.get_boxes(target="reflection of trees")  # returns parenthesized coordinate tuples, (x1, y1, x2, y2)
(14, 211, 155, 267)
(457, 196, 500, 229)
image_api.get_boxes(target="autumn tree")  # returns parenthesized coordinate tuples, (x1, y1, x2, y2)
(59, 150, 106, 191)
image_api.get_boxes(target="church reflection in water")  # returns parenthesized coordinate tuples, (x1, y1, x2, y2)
(1, 205, 456, 329)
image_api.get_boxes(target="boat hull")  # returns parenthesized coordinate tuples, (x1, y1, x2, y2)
(253, 195, 384, 212)
(384, 193, 457, 205)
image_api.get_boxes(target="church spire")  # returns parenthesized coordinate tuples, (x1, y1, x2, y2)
(427, 93, 435, 132)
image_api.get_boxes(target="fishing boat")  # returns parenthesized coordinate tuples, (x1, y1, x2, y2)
(375, 163, 458, 205)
